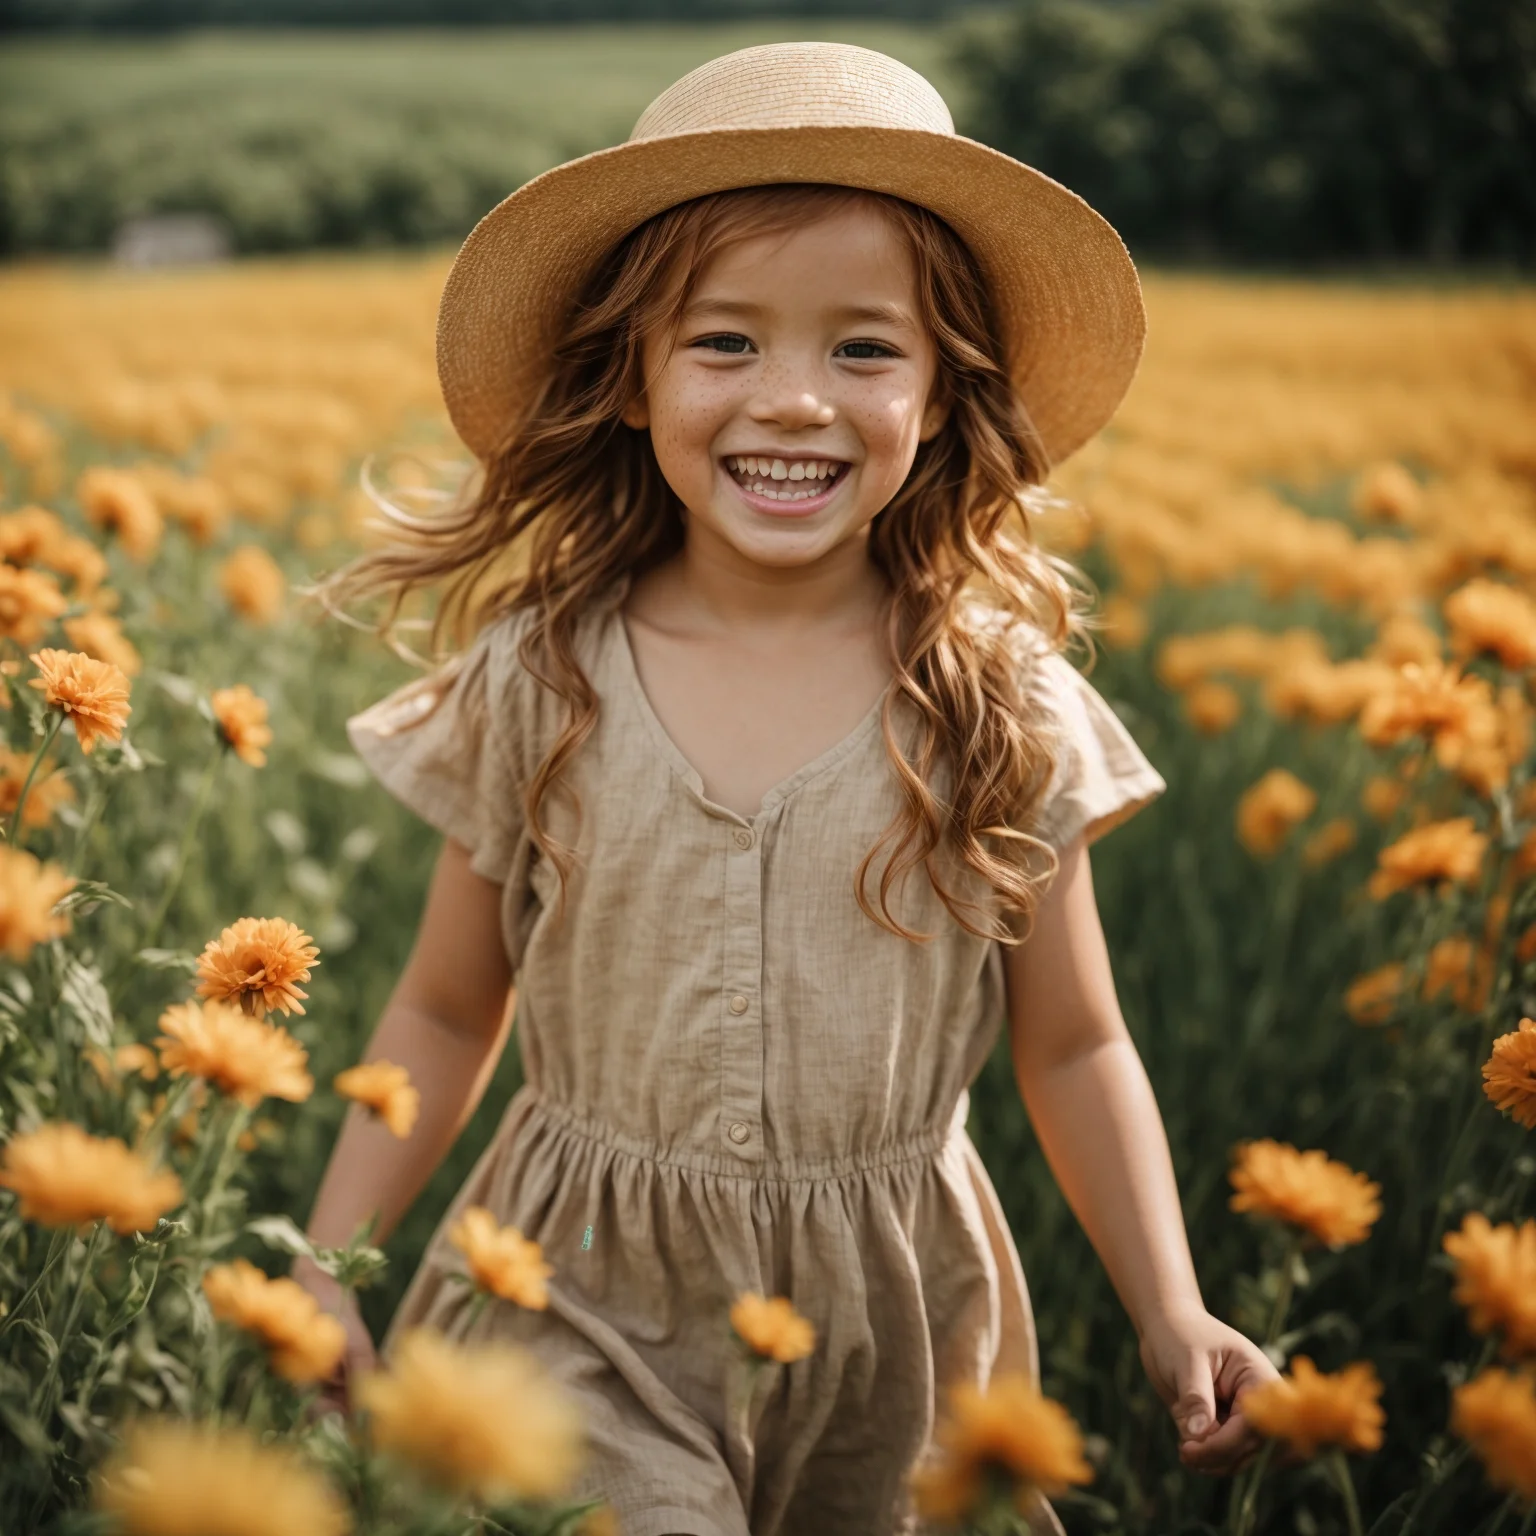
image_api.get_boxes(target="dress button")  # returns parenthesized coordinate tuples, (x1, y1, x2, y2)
(728, 994, 749, 1015)
(733, 828, 753, 850)
(728, 1121, 750, 1143)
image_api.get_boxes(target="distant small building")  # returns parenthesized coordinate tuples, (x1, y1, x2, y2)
(112, 213, 232, 268)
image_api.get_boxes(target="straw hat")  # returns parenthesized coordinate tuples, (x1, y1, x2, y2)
(438, 41, 1145, 468)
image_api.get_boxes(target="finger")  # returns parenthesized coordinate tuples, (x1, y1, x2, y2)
(1180, 1412, 1254, 1471)
(1172, 1350, 1218, 1441)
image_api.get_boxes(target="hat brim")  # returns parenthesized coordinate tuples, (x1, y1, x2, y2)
(437, 124, 1145, 468)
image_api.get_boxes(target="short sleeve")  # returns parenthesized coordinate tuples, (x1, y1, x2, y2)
(1024, 646, 1167, 854)
(345, 614, 525, 886)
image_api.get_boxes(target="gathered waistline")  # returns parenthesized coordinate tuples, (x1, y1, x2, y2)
(512, 1085, 970, 1184)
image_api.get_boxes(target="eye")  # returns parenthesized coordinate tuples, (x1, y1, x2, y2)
(691, 333, 754, 355)
(835, 339, 898, 361)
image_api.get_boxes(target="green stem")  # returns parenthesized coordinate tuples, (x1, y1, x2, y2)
(32, 1220, 106, 1428)
(1327, 1448, 1365, 1536)
(0, 1225, 71, 1338)
(1228, 1438, 1277, 1536)
(140, 746, 221, 955)
(1264, 1231, 1306, 1347)
(7, 711, 63, 846)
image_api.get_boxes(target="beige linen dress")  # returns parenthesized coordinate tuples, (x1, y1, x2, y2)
(346, 582, 1166, 1536)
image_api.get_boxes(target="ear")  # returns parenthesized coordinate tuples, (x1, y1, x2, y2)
(621, 392, 650, 431)
(918, 390, 951, 443)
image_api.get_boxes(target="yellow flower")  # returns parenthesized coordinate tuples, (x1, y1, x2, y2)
(0, 1121, 181, 1233)
(1483, 1018, 1536, 1131)
(63, 608, 142, 677)
(1451, 1367, 1536, 1502)
(155, 1000, 313, 1108)
(28, 647, 132, 754)
(1229, 1140, 1381, 1248)
(447, 1205, 553, 1308)
(729, 1292, 816, 1363)
(0, 844, 76, 960)
(908, 1371, 1092, 1521)
(1184, 680, 1242, 735)
(203, 1258, 346, 1384)
(218, 545, 286, 624)
(355, 1327, 583, 1502)
(1241, 1357, 1385, 1458)
(195, 916, 319, 1018)
(0, 561, 68, 644)
(76, 464, 163, 562)
(1344, 963, 1404, 1026)
(1444, 578, 1536, 671)
(94, 1417, 350, 1536)
(0, 746, 77, 831)
(1368, 817, 1487, 899)
(1443, 1213, 1536, 1358)
(335, 1059, 419, 1139)
(1301, 817, 1357, 869)
(210, 685, 273, 768)
(1235, 768, 1316, 858)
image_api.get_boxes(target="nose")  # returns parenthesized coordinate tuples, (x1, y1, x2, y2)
(747, 360, 835, 432)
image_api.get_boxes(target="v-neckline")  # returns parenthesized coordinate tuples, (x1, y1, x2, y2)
(608, 596, 891, 827)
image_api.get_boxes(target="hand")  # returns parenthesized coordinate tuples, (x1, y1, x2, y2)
(292, 1258, 379, 1420)
(1138, 1307, 1279, 1475)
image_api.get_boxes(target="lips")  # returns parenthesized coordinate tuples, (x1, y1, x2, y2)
(724, 454, 847, 503)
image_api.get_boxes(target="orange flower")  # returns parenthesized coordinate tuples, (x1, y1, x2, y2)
(155, 999, 314, 1108)
(1361, 774, 1409, 823)
(28, 647, 131, 754)
(195, 916, 319, 1018)
(447, 1206, 553, 1309)
(1265, 658, 1397, 726)
(203, 1257, 347, 1383)
(0, 504, 69, 567)
(1368, 817, 1487, 899)
(1099, 592, 1148, 649)
(1516, 924, 1536, 966)
(1241, 1357, 1385, 1458)
(1351, 462, 1421, 524)
(1236, 769, 1317, 858)
(1184, 680, 1242, 735)
(1483, 1019, 1536, 1130)
(0, 1121, 182, 1233)
(1302, 817, 1357, 868)
(1444, 578, 1536, 671)
(0, 561, 67, 644)
(1367, 612, 1441, 668)
(909, 1371, 1092, 1521)
(1421, 936, 1492, 1014)
(0, 746, 75, 831)
(219, 545, 286, 624)
(1358, 660, 1502, 774)
(355, 1327, 583, 1502)
(730, 1292, 817, 1363)
(94, 1418, 350, 1536)
(1344, 963, 1404, 1026)
(0, 845, 76, 960)
(1443, 1213, 1536, 1358)
(334, 1059, 419, 1139)
(76, 464, 163, 561)
(62, 609, 142, 678)
(1229, 1140, 1381, 1248)
(1451, 1367, 1536, 1502)
(210, 684, 273, 768)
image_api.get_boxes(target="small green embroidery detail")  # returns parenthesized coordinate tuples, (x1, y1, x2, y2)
(581, 1225, 593, 1251)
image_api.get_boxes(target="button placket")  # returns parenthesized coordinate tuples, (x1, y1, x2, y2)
(719, 818, 764, 1160)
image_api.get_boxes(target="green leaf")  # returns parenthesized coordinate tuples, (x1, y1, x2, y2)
(0, 1392, 56, 1459)
(133, 947, 198, 974)
(245, 1214, 317, 1258)
(59, 959, 115, 1052)
(54, 880, 135, 915)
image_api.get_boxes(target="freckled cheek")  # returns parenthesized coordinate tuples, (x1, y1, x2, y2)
(851, 393, 923, 489)
(649, 378, 734, 488)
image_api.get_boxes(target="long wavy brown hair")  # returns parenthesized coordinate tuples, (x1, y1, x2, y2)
(310, 184, 1100, 943)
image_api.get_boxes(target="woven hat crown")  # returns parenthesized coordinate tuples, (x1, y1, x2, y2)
(630, 43, 955, 140)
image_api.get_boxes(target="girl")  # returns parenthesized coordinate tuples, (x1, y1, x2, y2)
(296, 41, 1279, 1536)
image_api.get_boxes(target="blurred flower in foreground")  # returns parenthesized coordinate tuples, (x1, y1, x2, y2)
(355, 1327, 583, 1502)
(0, 1121, 181, 1232)
(0, 562, 68, 644)
(1344, 963, 1404, 1026)
(1368, 818, 1487, 899)
(908, 1372, 1092, 1522)
(63, 609, 142, 678)
(1483, 1019, 1536, 1130)
(77, 465, 164, 562)
(0, 746, 74, 830)
(0, 845, 76, 959)
(1451, 1368, 1536, 1502)
(1351, 462, 1421, 524)
(1229, 1140, 1381, 1248)
(203, 1257, 347, 1383)
(731, 1292, 816, 1363)
(1236, 768, 1316, 858)
(195, 916, 319, 1018)
(94, 1417, 350, 1536)
(447, 1205, 553, 1309)
(1443, 1213, 1536, 1358)
(210, 684, 273, 768)
(28, 647, 131, 754)
(219, 544, 286, 624)
(1241, 1357, 1385, 1458)
(1443, 578, 1536, 671)
(155, 999, 313, 1108)
(335, 1059, 419, 1139)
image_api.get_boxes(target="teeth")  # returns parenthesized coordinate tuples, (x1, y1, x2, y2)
(770, 459, 787, 480)
(726, 457, 844, 496)
(788, 462, 805, 480)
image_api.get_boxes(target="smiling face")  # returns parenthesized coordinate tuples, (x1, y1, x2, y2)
(621, 196, 949, 572)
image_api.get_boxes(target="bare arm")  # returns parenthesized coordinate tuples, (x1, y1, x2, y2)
(293, 835, 515, 1286)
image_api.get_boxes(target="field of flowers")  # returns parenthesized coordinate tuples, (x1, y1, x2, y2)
(0, 254, 1533, 1536)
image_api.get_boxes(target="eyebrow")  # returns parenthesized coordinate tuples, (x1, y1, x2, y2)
(682, 297, 917, 327)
